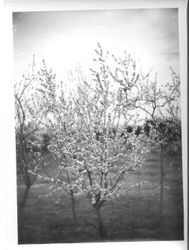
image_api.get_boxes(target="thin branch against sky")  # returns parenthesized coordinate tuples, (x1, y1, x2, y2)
(13, 8, 179, 84)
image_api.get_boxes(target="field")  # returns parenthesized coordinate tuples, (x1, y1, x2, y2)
(17, 150, 183, 244)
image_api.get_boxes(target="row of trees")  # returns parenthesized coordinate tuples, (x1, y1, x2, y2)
(15, 44, 181, 238)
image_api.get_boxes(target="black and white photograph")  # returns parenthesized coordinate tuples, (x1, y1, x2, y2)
(2, 0, 187, 249)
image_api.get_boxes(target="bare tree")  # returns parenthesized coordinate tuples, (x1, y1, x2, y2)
(15, 59, 46, 209)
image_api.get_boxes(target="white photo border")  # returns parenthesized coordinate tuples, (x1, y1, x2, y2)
(1, 0, 187, 250)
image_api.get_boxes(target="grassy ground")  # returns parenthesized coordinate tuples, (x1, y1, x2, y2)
(17, 150, 183, 244)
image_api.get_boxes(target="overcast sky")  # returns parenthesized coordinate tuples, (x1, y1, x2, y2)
(12, 8, 179, 84)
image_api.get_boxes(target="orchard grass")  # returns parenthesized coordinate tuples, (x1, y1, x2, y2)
(17, 149, 183, 244)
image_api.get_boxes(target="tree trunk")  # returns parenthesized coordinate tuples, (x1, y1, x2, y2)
(95, 205, 107, 239)
(20, 184, 31, 209)
(66, 169, 77, 222)
(160, 145, 164, 217)
(70, 190, 77, 222)
(159, 144, 164, 237)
